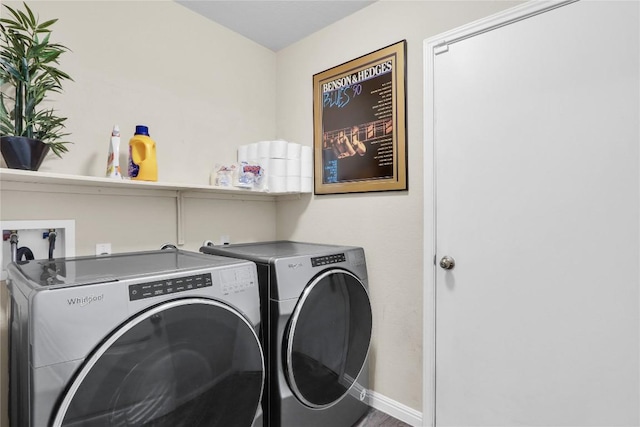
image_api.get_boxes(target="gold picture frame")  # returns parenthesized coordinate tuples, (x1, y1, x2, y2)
(313, 40, 407, 195)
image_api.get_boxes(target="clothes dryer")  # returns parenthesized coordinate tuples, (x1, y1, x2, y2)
(7, 249, 264, 427)
(200, 241, 372, 427)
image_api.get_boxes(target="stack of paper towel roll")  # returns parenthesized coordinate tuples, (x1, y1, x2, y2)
(300, 146, 312, 193)
(265, 140, 289, 192)
(237, 141, 312, 193)
(284, 142, 301, 192)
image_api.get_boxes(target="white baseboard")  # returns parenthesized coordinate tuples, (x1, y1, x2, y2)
(367, 390, 423, 427)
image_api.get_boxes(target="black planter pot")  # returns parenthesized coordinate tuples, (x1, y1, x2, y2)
(1, 136, 50, 170)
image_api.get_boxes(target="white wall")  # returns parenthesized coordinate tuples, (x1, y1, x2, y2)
(1, 1, 278, 184)
(275, 0, 521, 414)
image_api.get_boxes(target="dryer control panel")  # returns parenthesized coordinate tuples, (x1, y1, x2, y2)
(128, 273, 212, 301)
(311, 253, 346, 267)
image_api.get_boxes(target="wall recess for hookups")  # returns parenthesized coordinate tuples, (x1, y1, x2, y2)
(1, 220, 76, 281)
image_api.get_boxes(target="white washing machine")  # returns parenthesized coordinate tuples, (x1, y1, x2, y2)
(7, 249, 264, 427)
(200, 241, 372, 427)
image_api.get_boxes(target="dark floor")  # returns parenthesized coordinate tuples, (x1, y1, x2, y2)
(352, 408, 412, 427)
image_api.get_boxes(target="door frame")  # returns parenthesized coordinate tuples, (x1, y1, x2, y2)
(422, 1, 577, 425)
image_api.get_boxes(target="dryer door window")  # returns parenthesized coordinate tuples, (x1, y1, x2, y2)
(52, 298, 264, 427)
(284, 269, 372, 408)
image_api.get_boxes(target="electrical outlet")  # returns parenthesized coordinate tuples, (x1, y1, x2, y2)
(96, 243, 112, 255)
(219, 235, 230, 245)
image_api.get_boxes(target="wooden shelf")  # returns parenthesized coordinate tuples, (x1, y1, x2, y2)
(0, 168, 304, 199)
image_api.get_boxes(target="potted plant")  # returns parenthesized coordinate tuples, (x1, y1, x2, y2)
(0, 2, 72, 170)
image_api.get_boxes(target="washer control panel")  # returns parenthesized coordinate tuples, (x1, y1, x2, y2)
(129, 273, 212, 301)
(311, 253, 346, 267)
(220, 266, 256, 295)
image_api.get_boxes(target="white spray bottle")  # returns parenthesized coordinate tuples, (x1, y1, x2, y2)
(106, 125, 122, 178)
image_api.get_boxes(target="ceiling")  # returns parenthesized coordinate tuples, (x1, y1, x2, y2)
(176, 1, 376, 52)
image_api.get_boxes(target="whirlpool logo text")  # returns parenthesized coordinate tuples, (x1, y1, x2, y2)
(67, 294, 104, 307)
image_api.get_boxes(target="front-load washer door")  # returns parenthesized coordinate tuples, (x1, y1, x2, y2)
(52, 298, 263, 427)
(284, 269, 372, 408)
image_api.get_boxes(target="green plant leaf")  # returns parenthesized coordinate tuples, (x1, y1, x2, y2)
(15, 10, 31, 30)
(2, 6, 24, 28)
(23, 2, 37, 29)
(0, 60, 23, 82)
(36, 18, 57, 31)
(0, 92, 15, 135)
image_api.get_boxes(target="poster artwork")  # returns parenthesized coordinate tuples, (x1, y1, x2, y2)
(321, 60, 394, 184)
(313, 40, 406, 195)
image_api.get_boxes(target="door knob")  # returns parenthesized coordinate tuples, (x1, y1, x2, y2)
(439, 256, 455, 270)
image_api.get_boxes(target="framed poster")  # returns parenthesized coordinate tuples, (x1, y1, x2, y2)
(313, 40, 407, 195)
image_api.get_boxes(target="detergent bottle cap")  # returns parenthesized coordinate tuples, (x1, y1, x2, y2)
(135, 125, 149, 136)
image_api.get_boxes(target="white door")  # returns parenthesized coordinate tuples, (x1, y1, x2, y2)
(428, 1, 639, 425)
